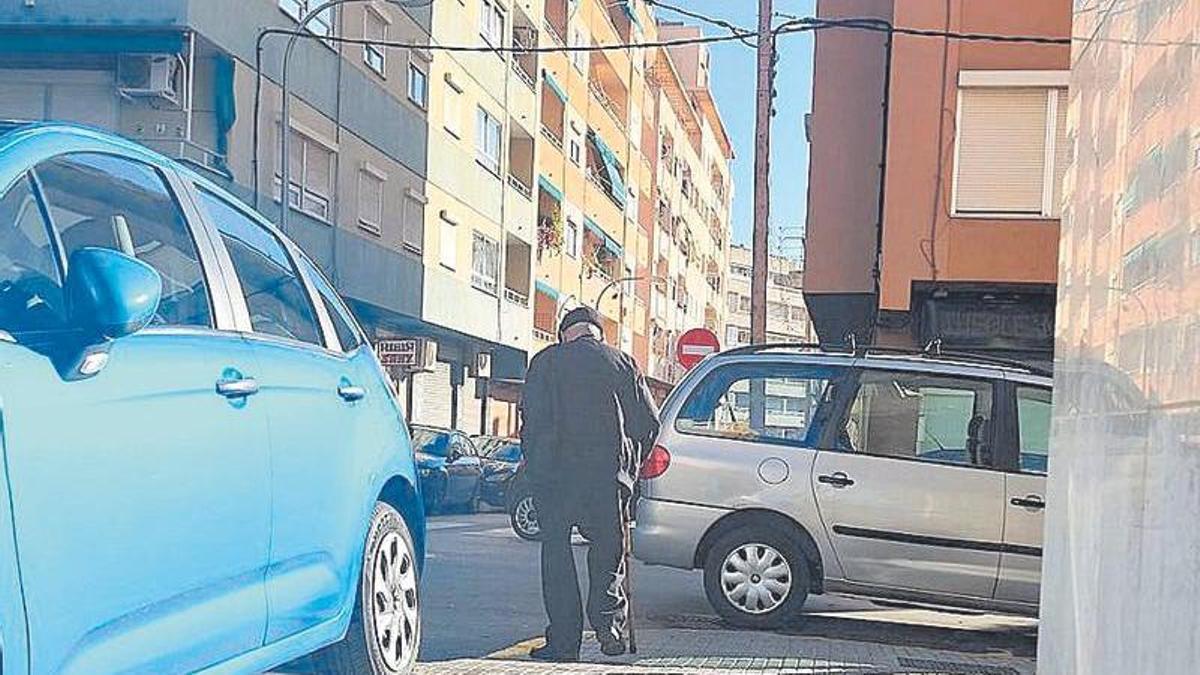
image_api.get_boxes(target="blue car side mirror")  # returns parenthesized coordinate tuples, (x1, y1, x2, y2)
(46, 248, 162, 381)
(66, 247, 162, 340)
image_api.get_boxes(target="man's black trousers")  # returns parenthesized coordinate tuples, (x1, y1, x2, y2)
(538, 487, 627, 653)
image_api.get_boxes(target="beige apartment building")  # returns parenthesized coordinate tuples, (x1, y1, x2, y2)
(530, 2, 734, 387)
(724, 245, 812, 351)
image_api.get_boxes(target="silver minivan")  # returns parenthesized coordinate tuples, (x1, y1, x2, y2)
(633, 345, 1051, 628)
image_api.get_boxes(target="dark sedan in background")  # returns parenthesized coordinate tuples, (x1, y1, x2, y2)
(411, 425, 483, 514)
(473, 436, 523, 509)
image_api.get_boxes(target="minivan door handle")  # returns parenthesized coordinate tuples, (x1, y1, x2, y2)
(216, 376, 259, 399)
(1010, 495, 1046, 510)
(337, 384, 366, 402)
(817, 472, 855, 488)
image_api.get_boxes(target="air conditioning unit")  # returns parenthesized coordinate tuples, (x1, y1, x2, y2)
(475, 352, 493, 379)
(117, 54, 182, 106)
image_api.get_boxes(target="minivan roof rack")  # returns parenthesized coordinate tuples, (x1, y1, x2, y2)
(720, 342, 1053, 378)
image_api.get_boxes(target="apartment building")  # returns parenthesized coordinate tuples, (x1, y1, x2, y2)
(0, 0, 532, 435)
(804, 0, 1070, 363)
(724, 245, 812, 350)
(529, 1, 734, 388)
(416, 0, 541, 434)
(643, 22, 734, 382)
(532, 0, 652, 359)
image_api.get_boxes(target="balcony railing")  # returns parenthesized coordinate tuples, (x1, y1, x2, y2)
(507, 173, 533, 200)
(504, 287, 530, 307)
(588, 80, 626, 131)
(512, 60, 536, 90)
(543, 18, 566, 46)
(540, 124, 564, 150)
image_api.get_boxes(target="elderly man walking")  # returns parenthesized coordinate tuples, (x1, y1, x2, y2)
(520, 306, 660, 662)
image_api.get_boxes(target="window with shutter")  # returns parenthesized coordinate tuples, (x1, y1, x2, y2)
(358, 169, 384, 234)
(402, 191, 424, 253)
(954, 88, 1048, 215)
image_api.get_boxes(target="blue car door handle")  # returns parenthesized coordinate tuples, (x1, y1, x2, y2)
(337, 384, 366, 402)
(216, 376, 260, 398)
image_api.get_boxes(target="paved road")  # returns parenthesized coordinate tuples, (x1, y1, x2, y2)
(418, 511, 1039, 663)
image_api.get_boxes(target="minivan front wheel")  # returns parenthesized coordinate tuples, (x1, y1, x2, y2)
(703, 526, 809, 629)
(313, 502, 420, 673)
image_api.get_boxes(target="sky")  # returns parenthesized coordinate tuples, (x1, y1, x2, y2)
(656, 0, 817, 262)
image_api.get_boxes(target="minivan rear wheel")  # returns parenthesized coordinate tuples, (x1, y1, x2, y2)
(311, 502, 420, 673)
(703, 526, 809, 629)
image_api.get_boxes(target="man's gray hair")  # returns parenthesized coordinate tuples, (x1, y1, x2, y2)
(562, 321, 603, 343)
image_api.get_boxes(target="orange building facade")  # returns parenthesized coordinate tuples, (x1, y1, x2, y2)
(804, 0, 1071, 361)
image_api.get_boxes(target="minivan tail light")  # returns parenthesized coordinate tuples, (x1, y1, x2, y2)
(640, 445, 671, 480)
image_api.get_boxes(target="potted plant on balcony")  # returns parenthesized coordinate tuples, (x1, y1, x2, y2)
(537, 203, 563, 259)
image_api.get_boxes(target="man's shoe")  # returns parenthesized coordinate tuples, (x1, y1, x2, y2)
(530, 643, 579, 662)
(598, 635, 627, 657)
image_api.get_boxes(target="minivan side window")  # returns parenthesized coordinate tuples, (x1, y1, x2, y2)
(840, 369, 995, 468)
(676, 362, 843, 448)
(36, 153, 214, 328)
(297, 254, 363, 352)
(1016, 386, 1052, 474)
(196, 189, 321, 346)
(0, 173, 63, 334)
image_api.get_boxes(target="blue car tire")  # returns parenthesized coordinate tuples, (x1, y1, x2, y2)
(312, 502, 420, 673)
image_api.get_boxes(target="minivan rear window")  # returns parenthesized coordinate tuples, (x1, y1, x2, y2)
(675, 362, 846, 449)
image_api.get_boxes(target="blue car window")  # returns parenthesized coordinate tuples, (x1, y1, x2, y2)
(297, 253, 363, 352)
(0, 173, 64, 334)
(196, 188, 321, 346)
(35, 153, 213, 328)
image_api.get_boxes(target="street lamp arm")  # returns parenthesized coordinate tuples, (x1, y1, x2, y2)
(594, 276, 644, 308)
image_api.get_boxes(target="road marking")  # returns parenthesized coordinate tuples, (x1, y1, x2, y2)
(486, 635, 544, 659)
(426, 521, 476, 531)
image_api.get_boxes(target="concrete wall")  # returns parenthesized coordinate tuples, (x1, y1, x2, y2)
(1039, 1, 1200, 672)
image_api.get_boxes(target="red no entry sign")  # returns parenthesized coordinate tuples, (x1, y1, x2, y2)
(676, 328, 721, 370)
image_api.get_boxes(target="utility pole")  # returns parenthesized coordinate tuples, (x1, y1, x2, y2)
(750, 0, 774, 344)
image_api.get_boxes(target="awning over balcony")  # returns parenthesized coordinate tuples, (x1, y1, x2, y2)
(535, 279, 559, 299)
(542, 69, 568, 102)
(537, 174, 563, 202)
(586, 130, 627, 208)
(619, 0, 641, 29)
(585, 216, 622, 256)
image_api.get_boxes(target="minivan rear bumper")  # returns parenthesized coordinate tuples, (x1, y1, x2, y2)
(633, 497, 730, 569)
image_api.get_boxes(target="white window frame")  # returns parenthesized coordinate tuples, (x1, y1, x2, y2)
(357, 163, 386, 235)
(275, 122, 338, 224)
(439, 210, 458, 270)
(471, 230, 501, 295)
(950, 70, 1070, 220)
(570, 27, 588, 72)
(564, 216, 579, 258)
(407, 60, 429, 110)
(279, 0, 337, 38)
(480, 0, 505, 49)
(363, 5, 389, 77)
(476, 106, 503, 175)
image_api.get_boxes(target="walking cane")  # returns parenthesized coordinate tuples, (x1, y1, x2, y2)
(622, 497, 638, 654)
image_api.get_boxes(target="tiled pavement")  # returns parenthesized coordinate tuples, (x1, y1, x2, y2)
(414, 628, 1035, 674)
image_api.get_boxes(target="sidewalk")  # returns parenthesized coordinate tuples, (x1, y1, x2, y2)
(415, 627, 1035, 674)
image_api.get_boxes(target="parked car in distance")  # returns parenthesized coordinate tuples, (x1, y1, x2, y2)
(634, 343, 1052, 629)
(411, 425, 484, 513)
(0, 123, 425, 674)
(504, 458, 541, 541)
(473, 435, 523, 509)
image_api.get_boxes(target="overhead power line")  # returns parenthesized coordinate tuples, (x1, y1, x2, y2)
(642, 0, 757, 48)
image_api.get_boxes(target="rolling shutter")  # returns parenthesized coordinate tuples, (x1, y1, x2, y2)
(954, 88, 1048, 214)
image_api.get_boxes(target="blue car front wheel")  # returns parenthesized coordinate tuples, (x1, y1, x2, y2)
(311, 502, 420, 673)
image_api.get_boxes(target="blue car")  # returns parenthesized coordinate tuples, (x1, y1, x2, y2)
(0, 123, 424, 674)
(410, 425, 483, 514)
